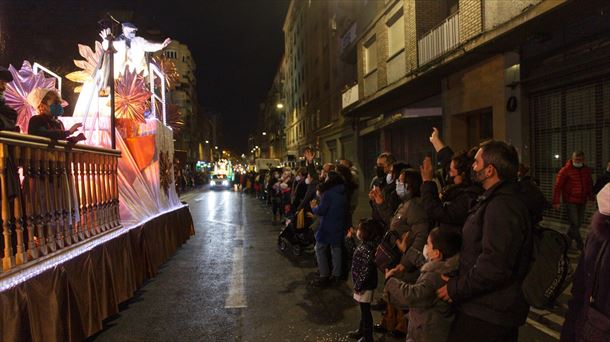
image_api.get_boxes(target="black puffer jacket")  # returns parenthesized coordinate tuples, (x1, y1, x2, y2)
(447, 180, 533, 328)
(421, 181, 482, 232)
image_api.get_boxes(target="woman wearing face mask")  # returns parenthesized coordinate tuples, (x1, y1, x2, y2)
(420, 150, 482, 233)
(371, 169, 430, 337)
(27, 88, 82, 140)
(370, 162, 409, 227)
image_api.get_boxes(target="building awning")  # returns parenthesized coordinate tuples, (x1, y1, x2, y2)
(359, 97, 442, 136)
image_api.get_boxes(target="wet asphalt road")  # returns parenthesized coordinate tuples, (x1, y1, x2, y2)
(89, 187, 558, 342)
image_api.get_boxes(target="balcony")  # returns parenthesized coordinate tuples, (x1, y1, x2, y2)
(0, 132, 121, 273)
(342, 84, 359, 109)
(418, 12, 460, 66)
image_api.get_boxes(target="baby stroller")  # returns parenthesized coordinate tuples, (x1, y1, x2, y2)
(277, 210, 314, 256)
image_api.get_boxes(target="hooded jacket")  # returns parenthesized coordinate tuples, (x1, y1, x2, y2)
(385, 254, 460, 342)
(553, 160, 593, 205)
(312, 183, 347, 245)
(378, 197, 429, 284)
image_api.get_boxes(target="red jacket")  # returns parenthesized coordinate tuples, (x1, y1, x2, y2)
(552, 161, 593, 205)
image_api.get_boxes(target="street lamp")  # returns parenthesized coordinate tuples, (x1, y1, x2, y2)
(215, 146, 218, 150)
(205, 140, 209, 144)
(276, 103, 284, 109)
(262, 132, 267, 136)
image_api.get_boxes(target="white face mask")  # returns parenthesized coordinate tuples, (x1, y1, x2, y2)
(295, 176, 302, 181)
(386, 173, 393, 184)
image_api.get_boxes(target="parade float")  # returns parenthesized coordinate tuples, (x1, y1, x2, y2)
(0, 20, 194, 342)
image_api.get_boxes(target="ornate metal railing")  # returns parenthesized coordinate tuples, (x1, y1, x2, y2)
(0, 131, 121, 273)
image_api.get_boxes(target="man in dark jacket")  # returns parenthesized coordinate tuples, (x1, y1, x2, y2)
(552, 151, 593, 250)
(0, 67, 18, 131)
(437, 141, 532, 342)
(593, 160, 610, 195)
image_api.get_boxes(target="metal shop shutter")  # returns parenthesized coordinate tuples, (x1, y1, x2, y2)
(530, 79, 610, 226)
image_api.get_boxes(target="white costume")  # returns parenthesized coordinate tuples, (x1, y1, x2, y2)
(72, 23, 170, 132)
(103, 36, 166, 78)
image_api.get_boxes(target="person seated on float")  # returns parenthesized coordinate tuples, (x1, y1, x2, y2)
(27, 88, 82, 140)
(0, 67, 19, 131)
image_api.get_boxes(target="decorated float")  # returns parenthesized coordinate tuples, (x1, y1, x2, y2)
(0, 20, 194, 342)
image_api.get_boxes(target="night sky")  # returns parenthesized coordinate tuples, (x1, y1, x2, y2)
(0, 0, 289, 153)
(150, 0, 290, 153)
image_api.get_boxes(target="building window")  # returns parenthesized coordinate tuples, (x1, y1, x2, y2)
(364, 35, 377, 75)
(387, 9, 405, 57)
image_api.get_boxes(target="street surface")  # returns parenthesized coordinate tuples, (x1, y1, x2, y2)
(89, 187, 565, 342)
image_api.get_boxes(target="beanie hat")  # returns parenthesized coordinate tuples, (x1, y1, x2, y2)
(598, 183, 610, 216)
(0, 67, 13, 82)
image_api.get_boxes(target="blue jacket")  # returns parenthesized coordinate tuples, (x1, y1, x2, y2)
(313, 184, 347, 245)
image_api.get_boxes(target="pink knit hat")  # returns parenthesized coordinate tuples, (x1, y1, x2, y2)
(598, 183, 610, 216)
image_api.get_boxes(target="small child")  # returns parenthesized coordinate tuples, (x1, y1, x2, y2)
(384, 227, 461, 342)
(349, 219, 381, 342)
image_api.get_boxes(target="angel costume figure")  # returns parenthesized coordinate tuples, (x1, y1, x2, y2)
(102, 22, 172, 78)
(71, 22, 171, 144)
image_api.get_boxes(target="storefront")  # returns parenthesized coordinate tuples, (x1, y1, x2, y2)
(523, 12, 610, 226)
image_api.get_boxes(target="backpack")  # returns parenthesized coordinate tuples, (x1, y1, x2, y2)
(476, 183, 571, 309)
(521, 225, 573, 309)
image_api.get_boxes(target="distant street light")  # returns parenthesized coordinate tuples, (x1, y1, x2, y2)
(205, 140, 209, 144)
(262, 132, 267, 136)
(215, 146, 218, 150)
(276, 103, 284, 109)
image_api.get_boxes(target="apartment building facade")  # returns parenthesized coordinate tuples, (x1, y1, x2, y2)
(343, 0, 610, 225)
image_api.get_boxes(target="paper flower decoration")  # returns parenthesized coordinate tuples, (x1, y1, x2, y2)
(159, 150, 173, 196)
(167, 104, 184, 134)
(66, 42, 104, 93)
(4, 61, 57, 133)
(152, 55, 180, 90)
(114, 66, 151, 123)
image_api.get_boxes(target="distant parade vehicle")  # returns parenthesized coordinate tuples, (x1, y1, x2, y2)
(210, 159, 233, 189)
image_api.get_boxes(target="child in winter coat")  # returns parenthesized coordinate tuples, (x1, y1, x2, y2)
(384, 227, 461, 342)
(349, 219, 381, 342)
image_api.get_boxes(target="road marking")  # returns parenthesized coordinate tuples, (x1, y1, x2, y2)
(526, 318, 560, 340)
(224, 193, 247, 309)
(224, 246, 247, 309)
